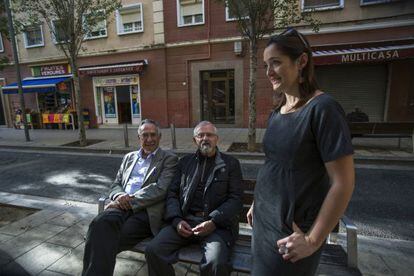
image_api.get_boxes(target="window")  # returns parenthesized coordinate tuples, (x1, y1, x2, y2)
(116, 3, 144, 35)
(225, 1, 249, 22)
(177, 0, 204, 27)
(0, 34, 4, 52)
(84, 10, 107, 39)
(51, 20, 70, 43)
(23, 25, 44, 48)
(360, 0, 399, 6)
(302, 0, 343, 11)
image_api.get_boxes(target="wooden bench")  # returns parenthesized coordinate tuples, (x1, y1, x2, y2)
(98, 179, 361, 275)
(349, 122, 414, 152)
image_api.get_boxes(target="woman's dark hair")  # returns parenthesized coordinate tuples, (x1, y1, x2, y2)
(266, 28, 319, 110)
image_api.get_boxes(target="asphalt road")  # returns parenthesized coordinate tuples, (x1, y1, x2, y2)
(0, 149, 413, 241)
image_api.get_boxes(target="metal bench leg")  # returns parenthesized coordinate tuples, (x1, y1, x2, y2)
(341, 215, 358, 268)
(98, 197, 107, 214)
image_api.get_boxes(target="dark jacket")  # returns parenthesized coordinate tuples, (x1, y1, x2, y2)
(165, 150, 243, 246)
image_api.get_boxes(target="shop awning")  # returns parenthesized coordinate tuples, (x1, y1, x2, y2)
(78, 60, 148, 76)
(313, 44, 414, 65)
(2, 75, 72, 94)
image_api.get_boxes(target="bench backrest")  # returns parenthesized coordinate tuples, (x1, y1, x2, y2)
(240, 179, 255, 224)
(349, 122, 414, 135)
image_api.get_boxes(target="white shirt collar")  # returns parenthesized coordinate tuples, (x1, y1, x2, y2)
(138, 147, 159, 159)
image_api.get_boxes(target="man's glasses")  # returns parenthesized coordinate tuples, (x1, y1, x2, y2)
(194, 132, 217, 139)
(279, 28, 309, 49)
(140, 132, 158, 139)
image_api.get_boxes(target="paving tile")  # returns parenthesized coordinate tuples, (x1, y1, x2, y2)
(0, 260, 32, 276)
(358, 251, 394, 276)
(136, 263, 148, 276)
(173, 262, 191, 276)
(0, 209, 64, 236)
(38, 269, 70, 276)
(0, 223, 67, 259)
(113, 257, 144, 276)
(48, 212, 80, 227)
(47, 223, 85, 248)
(47, 243, 84, 276)
(0, 250, 13, 266)
(117, 250, 146, 262)
(378, 249, 414, 276)
(0, 233, 14, 243)
(13, 242, 71, 275)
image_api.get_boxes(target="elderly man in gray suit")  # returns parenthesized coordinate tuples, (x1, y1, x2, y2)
(82, 119, 178, 276)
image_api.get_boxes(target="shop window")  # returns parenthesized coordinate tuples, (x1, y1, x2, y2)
(0, 34, 3, 52)
(225, 1, 249, 22)
(360, 0, 399, 6)
(23, 25, 44, 48)
(84, 10, 107, 39)
(116, 3, 144, 35)
(302, 0, 343, 11)
(177, 0, 204, 27)
(51, 19, 70, 43)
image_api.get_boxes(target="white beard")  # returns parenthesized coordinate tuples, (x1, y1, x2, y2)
(200, 143, 213, 155)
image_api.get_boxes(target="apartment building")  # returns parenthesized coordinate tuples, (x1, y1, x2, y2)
(0, 0, 167, 128)
(165, 0, 414, 128)
(1, 0, 413, 129)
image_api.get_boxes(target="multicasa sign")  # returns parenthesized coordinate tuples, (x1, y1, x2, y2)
(313, 44, 414, 65)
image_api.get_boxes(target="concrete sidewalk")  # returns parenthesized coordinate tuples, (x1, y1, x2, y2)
(0, 192, 413, 276)
(0, 127, 413, 161)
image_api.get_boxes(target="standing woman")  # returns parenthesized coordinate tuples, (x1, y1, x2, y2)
(247, 28, 355, 276)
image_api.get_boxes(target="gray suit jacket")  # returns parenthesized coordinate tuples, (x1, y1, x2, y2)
(109, 148, 178, 235)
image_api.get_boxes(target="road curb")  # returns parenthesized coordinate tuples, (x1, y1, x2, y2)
(1, 144, 414, 166)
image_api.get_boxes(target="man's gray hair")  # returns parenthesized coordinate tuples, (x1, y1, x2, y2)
(138, 119, 160, 135)
(193, 121, 217, 137)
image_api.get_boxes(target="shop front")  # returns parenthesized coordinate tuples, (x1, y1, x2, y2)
(79, 61, 146, 126)
(313, 43, 414, 122)
(2, 74, 75, 129)
(93, 75, 141, 125)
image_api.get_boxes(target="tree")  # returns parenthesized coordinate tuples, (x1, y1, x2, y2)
(0, 2, 10, 70)
(14, 0, 121, 146)
(217, 0, 319, 151)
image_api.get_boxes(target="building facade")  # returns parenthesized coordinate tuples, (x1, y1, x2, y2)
(1, 0, 413, 129)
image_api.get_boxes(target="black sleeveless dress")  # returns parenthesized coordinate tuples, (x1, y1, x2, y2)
(252, 94, 354, 276)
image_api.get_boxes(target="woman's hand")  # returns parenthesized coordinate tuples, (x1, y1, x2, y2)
(247, 204, 254, 227)
(276, 222, 319, 263)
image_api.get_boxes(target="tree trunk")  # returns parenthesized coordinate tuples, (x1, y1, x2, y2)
(247, 39, 258, 152)
(70, 58, 86, 146)
(4, 0, 30, 141)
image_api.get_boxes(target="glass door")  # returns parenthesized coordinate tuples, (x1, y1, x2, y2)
(201, 70, 235, 124)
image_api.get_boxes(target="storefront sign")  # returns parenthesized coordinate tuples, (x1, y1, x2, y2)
(94, 76, 139, 87)
(79, 63, 145, 76)
(341, 50, 399, 63)
(313, 45, 414, 66)
(39, 64, 69, 76)
(31, 64, 70, 77)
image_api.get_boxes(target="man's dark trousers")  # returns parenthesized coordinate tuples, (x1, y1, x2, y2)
(82, 208, 152, 276)
(145, 218, 231, 276)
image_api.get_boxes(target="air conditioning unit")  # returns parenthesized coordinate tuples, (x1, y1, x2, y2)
(234, 41, 242, 56)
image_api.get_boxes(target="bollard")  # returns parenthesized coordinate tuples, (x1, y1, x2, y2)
(170, 123, 177, 149)
(123, 123, 129, 148)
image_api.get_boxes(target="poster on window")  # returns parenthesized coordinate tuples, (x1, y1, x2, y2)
(103, 87, 116, 118)
(131, 85, 140, 118)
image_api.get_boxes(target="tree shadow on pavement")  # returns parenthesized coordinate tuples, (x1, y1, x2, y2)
(0, 249, 31, 276)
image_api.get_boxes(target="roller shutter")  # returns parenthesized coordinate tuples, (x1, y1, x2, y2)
(315, 64, 387, 122)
